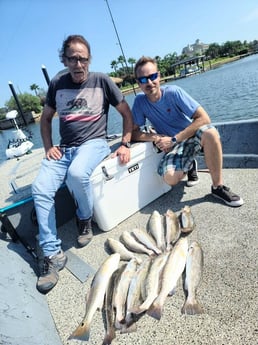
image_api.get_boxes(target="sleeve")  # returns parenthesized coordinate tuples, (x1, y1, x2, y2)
(101, 74, 124, 107)
(173, 86, 200, 118)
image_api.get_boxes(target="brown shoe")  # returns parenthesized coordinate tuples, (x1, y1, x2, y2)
(77, 218, 93, 247)
(36, 250, 67, 294)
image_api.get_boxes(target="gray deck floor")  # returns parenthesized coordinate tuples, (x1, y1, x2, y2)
(40, 168, 257, 345)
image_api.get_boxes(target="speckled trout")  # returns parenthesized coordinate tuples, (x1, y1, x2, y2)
(120, 231, 155, 256)
(178, 205, 195, 233)
(106, 238, 142, 264)
(148, 210, 166, 251)
(165, 209, 181, 250)
(181, 241, 204, 315)
(131, 227, 162, 255)
(68, 253, 120, 341)
(131, 252, 169, 315)
(147, 237, 188, 320)
(112, 258, 139, 328)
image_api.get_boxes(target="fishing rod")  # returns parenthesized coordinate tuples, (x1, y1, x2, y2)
(104, 0, 136, 95)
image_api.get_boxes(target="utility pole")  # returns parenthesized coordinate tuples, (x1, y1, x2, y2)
(8, 81, 27, 126)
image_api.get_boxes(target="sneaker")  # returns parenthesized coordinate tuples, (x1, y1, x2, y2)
(77, 218, 93, 247)
(187, 159, 199, 187)
(36, 250, 67, 294)
(211, 185, 244, 207)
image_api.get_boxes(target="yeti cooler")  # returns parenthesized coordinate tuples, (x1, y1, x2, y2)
(91, 141, 171, 231)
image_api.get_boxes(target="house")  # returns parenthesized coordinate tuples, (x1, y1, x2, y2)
(182, 39, 209, 57)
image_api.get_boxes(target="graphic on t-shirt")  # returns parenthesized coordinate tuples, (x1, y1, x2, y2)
(56, 88, 104, 122)
(65, 97, 91, 112)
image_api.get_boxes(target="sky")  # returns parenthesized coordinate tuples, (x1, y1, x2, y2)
(0, 0, 257, 107)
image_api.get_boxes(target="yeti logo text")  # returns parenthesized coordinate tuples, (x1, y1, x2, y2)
(128, 164, 139, 173)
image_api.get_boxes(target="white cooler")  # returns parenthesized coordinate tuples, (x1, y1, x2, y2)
(91, 141, 171, 231)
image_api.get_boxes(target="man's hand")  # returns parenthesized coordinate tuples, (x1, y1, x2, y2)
(45, 146, 63, 160)
(154, 136, 173, 152)
(112, 145, 131, 164)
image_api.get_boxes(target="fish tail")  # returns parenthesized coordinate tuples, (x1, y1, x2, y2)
(181, 299, 204, 315)
(146, 302, 162, 320)
(102, 330, 116, 345)
(68, 321, 90, 341)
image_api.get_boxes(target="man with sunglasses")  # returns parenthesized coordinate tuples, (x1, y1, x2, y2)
(132, 56, 243, 207)
(32, 35, 133, 294)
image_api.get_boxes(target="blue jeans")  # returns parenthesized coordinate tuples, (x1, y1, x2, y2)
(32, 138, 110, 257)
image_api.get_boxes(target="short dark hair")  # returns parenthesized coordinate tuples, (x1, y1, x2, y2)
(59, 35, 92, 63)
(134, 56, 157, 77)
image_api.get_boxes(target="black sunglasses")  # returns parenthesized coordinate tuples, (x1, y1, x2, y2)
(137, 72, 158, 84)
(65, 56, 89, 65)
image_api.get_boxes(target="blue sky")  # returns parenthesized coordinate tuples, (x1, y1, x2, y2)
(0, 0, 257, 107)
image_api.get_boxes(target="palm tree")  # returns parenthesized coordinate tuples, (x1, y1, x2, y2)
(117, 55, 126, 75)
(110, 60, 118, 73)
(128, 57, 136, 74)
(30, 84, 40, 96)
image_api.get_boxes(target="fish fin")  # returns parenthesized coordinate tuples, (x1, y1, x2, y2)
(68, 321, 90, 341)
(102, 330, 116, 345)
(146, 302, 162, 320)
(181, 299, 204, 315)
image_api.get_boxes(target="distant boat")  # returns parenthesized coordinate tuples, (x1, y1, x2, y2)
(5, 110, 34, 159)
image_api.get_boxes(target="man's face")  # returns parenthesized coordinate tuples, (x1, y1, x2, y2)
(64, 42, 90, 83)
(136, 62, 160, 98)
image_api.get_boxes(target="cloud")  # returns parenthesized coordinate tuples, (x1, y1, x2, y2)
(242, 8, 258, 22)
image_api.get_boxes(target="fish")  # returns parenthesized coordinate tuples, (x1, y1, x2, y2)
(68, 253, 120, 341)
(112, 258, 139, 329)
(131, 252, 169, 315)
(120, 231, 155, 256)
(106, 238, 142, 264)
(147, 237, 188, 320)
(131, 227, 162, 255)
(125, 257, 152, 326)
(148, 210, 166, 251)
(164, 209, 181, 250)
(181, 241, 204, 315)
(178, 205, 195, 233)
(102, 267, 122, 345)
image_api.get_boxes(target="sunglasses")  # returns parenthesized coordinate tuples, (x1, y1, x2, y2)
(65, 56, 89, 65)
(137, 72, 158, 84)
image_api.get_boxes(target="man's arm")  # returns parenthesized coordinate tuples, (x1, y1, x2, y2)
(132, 106, 211, 153)
(40, 104, 62, 160)
(175, 106, 211, 143)
(113, 99, 133, 164)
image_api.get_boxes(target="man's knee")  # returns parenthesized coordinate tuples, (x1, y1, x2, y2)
(163, 170, 184, 186)
(201, 127, 220, 145)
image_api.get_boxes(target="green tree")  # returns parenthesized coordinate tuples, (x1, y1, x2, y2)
(110, 60, 118, 73)
(30, 83, 40, 96)
(117, 55, 126, 75)
(6, 93, 42, 114)
(127, 57, 136, 74)
(205, 43, 221, 59)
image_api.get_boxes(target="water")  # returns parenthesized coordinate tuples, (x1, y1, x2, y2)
(1, 54, 257, 163)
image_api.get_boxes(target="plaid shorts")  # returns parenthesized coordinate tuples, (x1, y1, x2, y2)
(157, 124, 215, 176)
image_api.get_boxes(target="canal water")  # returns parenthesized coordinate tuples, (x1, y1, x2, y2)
(0, 54, 257, 163)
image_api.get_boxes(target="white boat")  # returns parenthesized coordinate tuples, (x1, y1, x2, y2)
(5, 110, 34, 159)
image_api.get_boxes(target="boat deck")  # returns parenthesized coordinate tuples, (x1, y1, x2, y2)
(1, 165, 257, 344)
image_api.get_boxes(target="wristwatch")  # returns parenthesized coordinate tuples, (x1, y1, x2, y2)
(171, 136, 177, 145)
(121, 142, 131, 148)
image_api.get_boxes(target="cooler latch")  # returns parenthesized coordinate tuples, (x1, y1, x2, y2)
(101, 166, 114, 181)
